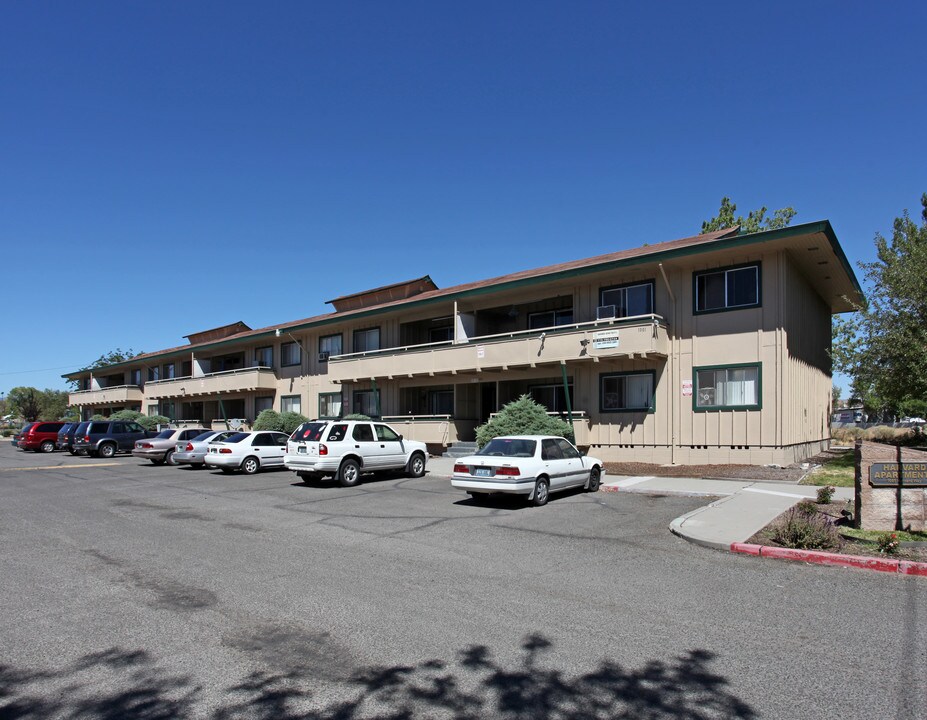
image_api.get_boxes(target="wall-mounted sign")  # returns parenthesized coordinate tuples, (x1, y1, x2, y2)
(682, 381, 692, 397)
(476, 345, 485, 359)
(592, 330, 620, 350)
(869, 462, 927, 488)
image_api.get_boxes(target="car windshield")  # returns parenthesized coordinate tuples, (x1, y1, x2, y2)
(154, 430, 175, 439)
(290, 422, 327, 442)
(224, 432, 250, 443)
(476, 438, 537, 458)
(192, 431, 216, 442)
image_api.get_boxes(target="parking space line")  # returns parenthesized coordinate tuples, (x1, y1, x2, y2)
(0, 462, 126, 472)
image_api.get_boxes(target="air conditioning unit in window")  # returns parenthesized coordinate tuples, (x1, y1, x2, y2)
(596, 305, 617, 320)
(318, 352, 330, 362)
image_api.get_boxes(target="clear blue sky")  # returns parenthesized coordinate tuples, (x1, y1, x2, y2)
(1, 1, 924, 398)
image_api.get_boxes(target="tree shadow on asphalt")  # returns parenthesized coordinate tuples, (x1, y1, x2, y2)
(0, 635, 755, 719)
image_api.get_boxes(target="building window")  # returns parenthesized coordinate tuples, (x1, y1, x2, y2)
(148, 367, 160, 382)
(353, 390, 379, 417)
(319, 392, 343, 419)
(599, 281, 654, 318)
(694, 263, 760, 314)
(254, 396, 274, 416)
(161, 400, 175, 420)
(429, 389, 454, 415)
(528, 309, 574, 330)
(130, 369, 141, 386)
(281, 341, 301, 367)
(319, 334, 342, 361)
(163, 363, 175, 379)
(694, 364, 761, 410)
(353, 327, 380, 353)
(148, 404, 159, 416)
(254, 346, 273, 368)
(600, 372, 655, 412)
(280, 395, 302, 414)
(429, 326, 453, 343)
(529, 383, 574, 413)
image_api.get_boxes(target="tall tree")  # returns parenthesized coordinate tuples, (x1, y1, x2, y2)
(38, 389, 71, 421)
(69, 348, 143, 389)
(701, 196, 796, 234)
(832, 194, 927, 414)
(8, 387, 42, 422)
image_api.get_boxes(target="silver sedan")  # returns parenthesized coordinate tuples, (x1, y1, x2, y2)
(174, 430, 237, 468)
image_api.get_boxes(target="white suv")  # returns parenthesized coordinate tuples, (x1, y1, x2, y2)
(284, 420, 428, 486)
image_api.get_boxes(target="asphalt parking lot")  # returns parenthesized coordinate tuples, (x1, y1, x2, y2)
(1, 443, 924, 719)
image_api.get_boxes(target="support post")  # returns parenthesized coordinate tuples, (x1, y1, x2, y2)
(560, 362, 574, 438)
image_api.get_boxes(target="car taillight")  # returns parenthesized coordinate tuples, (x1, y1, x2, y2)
(140, 442, 152, 448)
(185, 443, 194, 451)
(319, 443, 328, 456)
(220, 448, 232, 454)
(496, 466, 520, 476)
(453, 464, 468, 474)
(83, 435, 90, 442)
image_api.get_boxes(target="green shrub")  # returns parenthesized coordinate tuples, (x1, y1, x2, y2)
(770, 508, 843, 551)
(816, 485, 835, 504)
(137, 415, 171, 431)
(795, 499, 818, 516)
(279, 411, 309, 435)
(343, 414, 371, 421)
(876, 532, 900, 555)
(475, 395, 574, 448)
(831, 427, 864, 444)
(253, 409, 285, 432)
(1, 429, 12, 437)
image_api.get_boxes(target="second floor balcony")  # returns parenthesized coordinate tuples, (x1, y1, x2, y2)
(328, 315, 668, 383)
(69, 385, 144, 406)
(144, 367, 278, 400)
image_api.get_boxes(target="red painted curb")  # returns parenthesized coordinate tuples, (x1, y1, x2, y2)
(730, 543, 927, 576)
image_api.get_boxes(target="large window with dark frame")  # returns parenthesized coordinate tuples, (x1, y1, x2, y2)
(599, 372, 655, 412)
(694, 364, 760, 410)
(281, 341, 301, 367)
(280, 395, 302, 414)
(353, 328, 380, 353)
(319, 392, 343, 419)
(528, 309, 574, 330)
(353, 390, 379, 417)
(529, 383, 574, 414)
(599, 281, 654, 318)
(318, 334, 342, 361)
(694, 263, 760, 313)
(254, 346, 273, 368)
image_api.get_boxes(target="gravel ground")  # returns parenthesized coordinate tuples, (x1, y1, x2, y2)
(604, 451, 847, 483)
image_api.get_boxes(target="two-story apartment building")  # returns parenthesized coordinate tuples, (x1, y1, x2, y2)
(65, 221, 863, 465)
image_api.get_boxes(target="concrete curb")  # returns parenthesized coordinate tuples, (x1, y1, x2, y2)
(730, 543, 927, 577)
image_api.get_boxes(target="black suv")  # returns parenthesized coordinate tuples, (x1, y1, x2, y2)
(56, 423, 81, 454)
(73, 420, 155, 458)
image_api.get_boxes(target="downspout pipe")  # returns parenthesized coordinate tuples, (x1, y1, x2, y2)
(658, 263, 677, 465)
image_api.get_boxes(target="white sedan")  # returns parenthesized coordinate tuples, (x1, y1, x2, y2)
(451, 435, 604, 506)
(204, 430, 290, 475)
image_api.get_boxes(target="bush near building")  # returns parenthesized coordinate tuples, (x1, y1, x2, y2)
(475, 395, 575, 448)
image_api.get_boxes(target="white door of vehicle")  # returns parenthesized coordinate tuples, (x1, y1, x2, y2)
(556, 438, 588, 486)
(541, 438, 583, 489)
(350, 423, 382, 469)
(252, 432, 286, 467)
(373, 423, 406, 469)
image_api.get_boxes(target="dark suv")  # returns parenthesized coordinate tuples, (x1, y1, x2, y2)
(73, 420, 155, 458)
(18, 421, 67, 452)
(56, 423, 81, 454)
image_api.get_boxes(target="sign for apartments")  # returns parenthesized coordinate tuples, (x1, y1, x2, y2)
(592, 330, 620, 350)
(869, 462, 927, 488)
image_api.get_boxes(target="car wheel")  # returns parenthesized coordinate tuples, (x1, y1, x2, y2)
(98, 443, 116, 459)
(338, 459, 361, 487)
(241, 456, 260, 475)
(164, 449, 176, 466)
(587, 467, 601, 492)
(40, 440, 55, 453)
(406, 452, 426, 478)
(532, 477, 550, 507)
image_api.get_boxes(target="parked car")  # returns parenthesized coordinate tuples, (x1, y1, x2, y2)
(17, 421, 67, 452)
(56, 423, 80, 454)
(451, 435, 604, 506)
(11, 423, 36, 448)
(284, 419, 428, 486)
(173, 430, 237, 468)
(132, 427, 209, 465)
(73, 420, 157, 458)
(205, 431, 290, 474)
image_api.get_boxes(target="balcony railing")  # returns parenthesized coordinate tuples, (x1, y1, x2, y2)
(144, 366, 278, 399)
(327, 315, 668, 382)
(69, 385, 144, 406)
(381, 415, 477, 448)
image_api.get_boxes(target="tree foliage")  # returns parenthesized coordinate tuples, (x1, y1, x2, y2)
(69, 348, 143, 389)
(833, 194, 927, 415)
(700, 197, 796, 234)
(7, 387, 42, 422)
(253, 409, 309, 434)
(475, 395, 574, 447)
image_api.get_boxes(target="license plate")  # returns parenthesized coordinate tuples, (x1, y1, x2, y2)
(473, 467, 493, 477)
(298, 445, 307, 454)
